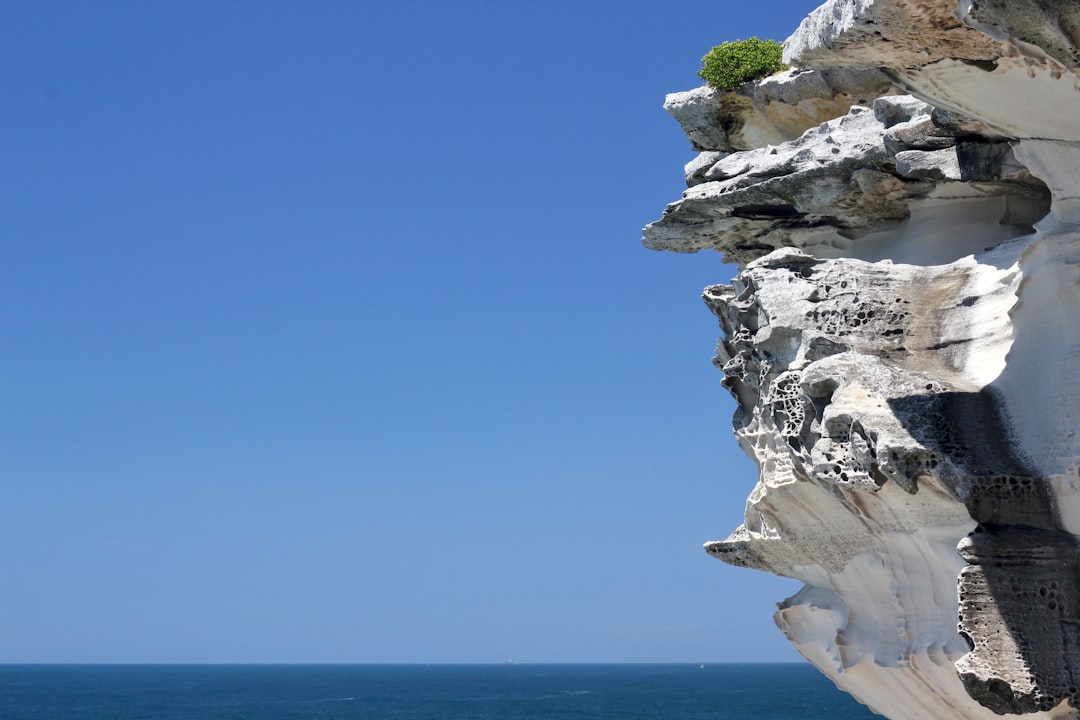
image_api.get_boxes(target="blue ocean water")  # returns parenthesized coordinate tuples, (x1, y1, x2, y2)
(0, 664, 880, 719)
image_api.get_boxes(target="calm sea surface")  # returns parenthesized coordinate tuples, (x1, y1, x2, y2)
(0, 663, 880, 719)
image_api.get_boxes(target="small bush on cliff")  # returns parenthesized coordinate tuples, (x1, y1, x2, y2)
(698, 38, 788, 91)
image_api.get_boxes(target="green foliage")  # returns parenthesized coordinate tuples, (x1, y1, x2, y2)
(698, 38, 788, 91)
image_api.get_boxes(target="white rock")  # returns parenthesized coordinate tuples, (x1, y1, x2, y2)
(894, 148, 961, 180)
(647, 0, 1080, 717)
(783, 0, 1000, 69)
(643, 97, 1047, 263)
(663, 67, 894, 152)
(892, 57, 1080, 142)
(1013, 140, 1080, 224)
(703, 238, 1079, 718)
(683, 151, 727, 187)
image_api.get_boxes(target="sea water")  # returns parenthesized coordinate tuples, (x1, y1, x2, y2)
(0, 663, 880, 719)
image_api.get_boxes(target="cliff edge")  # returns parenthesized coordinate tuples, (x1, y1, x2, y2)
(646, 2, 1080, 718)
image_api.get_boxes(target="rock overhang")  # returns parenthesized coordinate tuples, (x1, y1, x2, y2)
(646, 1, 1080, 718)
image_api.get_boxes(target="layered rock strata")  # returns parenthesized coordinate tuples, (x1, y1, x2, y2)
(646, 2, 1080, 718)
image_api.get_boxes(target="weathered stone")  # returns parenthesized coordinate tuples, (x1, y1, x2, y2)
(891, 56, 1080, 142)
(883, 116, 956, 154)
(1014, 141, 1080, 224)
(957, 0, 1080, 68)
(957, 525, 1080, 715)
(664, 67, 894, 152)
(930, 107, 1004, 139)
(894, 147, 960, 179)
(646, 1, 1080, 718)
(872, 93, 931, 128)
(684, 151, 727, 187)
(783, 0, 1001, 70)
(643, 97, 1048, 263)
(698, 230, 1080, 719)
(646, 104, 916, 258)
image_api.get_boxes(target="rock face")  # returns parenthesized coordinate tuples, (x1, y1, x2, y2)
(663, 67, 895, 153)
(646, 2, 1080, 718)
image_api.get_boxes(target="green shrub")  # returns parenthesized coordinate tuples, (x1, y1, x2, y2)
(698, 38, 788, 91)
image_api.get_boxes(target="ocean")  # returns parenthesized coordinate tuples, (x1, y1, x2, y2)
(0, 663, 880, 719)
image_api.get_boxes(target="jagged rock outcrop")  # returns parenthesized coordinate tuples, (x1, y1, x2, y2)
(664, 67, 895, 153)
(645, 93, 1048, 263)
(646, 2, 1080, 719)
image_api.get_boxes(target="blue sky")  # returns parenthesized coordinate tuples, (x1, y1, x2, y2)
(1, 0, 821, 663)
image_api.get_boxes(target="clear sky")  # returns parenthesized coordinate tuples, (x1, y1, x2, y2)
(1, 0, 823, 663)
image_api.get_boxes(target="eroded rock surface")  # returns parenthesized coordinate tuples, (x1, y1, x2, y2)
(783, 0, 1001, 70)
(645, 94, 1048, 262)
(664, 67, 895, 153)
(646, 1, 1080, 718)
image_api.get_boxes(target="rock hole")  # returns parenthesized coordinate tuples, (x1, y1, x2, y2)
(961, 59, 999, 72)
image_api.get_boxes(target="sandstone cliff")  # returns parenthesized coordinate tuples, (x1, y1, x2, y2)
(646, 2, 1080, 718)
